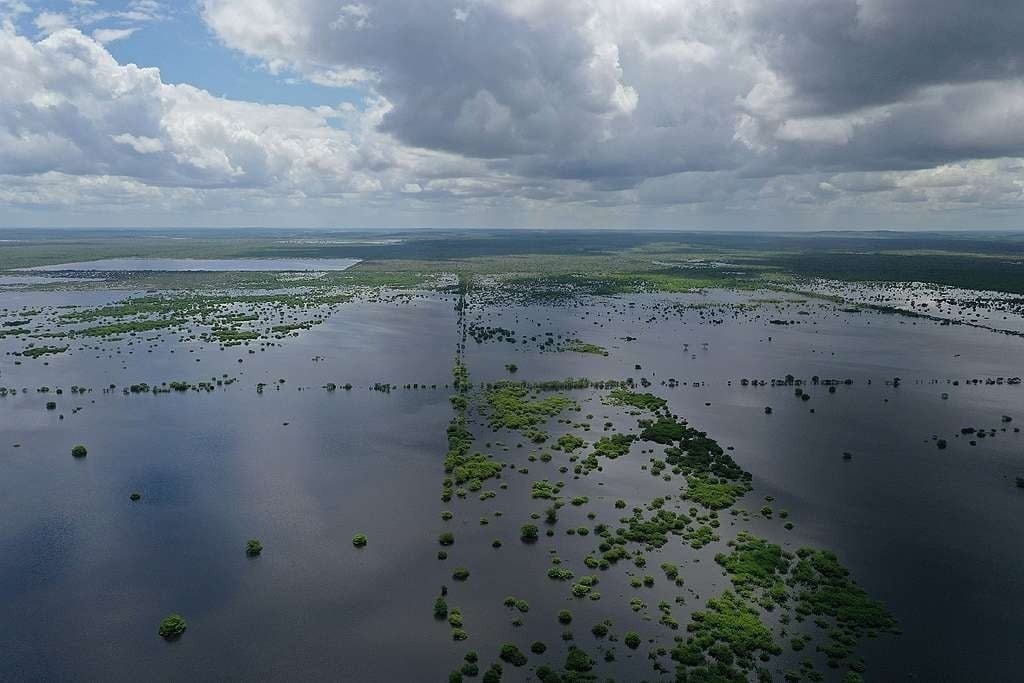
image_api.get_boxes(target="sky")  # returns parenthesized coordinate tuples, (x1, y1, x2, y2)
(2, 0, 1024, 230)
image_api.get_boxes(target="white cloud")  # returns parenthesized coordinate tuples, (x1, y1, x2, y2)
(4, 1, 1024, 227)
(92, 27, 138, 43)
(111, 133, 164, 153)
(33, 11, 70, 34)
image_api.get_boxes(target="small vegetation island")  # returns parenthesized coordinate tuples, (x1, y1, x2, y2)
(158, 614, 187, 640)
(5, 228, 1024, 681)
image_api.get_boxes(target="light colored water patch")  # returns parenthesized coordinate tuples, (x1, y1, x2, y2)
(22, 257, 362, 272)
(0, 274, 96, 286)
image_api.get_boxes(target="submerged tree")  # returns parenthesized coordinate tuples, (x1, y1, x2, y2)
(158, 614, 187, 640)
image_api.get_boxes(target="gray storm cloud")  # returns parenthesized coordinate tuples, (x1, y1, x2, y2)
(1, 0, 1023, 226)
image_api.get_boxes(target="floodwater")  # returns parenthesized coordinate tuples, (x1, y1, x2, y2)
(2, 287, 1023, 681)
(22, 258, 361, 272)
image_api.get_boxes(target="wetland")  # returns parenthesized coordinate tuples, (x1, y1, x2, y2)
(3, 229, 1024, 682)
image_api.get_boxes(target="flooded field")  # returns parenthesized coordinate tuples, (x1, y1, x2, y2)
(2, 282, 1022, 681)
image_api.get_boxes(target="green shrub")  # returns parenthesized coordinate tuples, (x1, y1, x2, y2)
(499, 643, 527, 666)
(246, 539, 263, 556)
(624, 631, 641, 649)
(482, 663, 502, 683)
(158, 614, 187, 639)
(564, 646, 594, 672)
(351, 533, 368, 547)
(71, 444, 88, 458)
(547, 567, 574, 581)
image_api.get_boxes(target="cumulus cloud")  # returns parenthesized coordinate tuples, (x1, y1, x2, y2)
(742, 0, 1024, 116)
(92, 27, 138, 44)
(0, 25, 469, 197)
(200, 0, 646, 161)
(3, 1, 1024, 226)
(198, 1, 1024, 185)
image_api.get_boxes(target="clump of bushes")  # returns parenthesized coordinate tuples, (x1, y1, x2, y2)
(352, 533, 368, 547)
(71, 444, 88, 458)
(158, 614, 187, 639)
(499, 643, 528, 666)
(246, 539, 263, 556)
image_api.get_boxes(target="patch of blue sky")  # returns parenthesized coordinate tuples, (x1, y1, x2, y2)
(14, 0, 366, 108)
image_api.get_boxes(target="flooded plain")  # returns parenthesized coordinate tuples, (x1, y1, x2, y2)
(2, 285, 1022, 681)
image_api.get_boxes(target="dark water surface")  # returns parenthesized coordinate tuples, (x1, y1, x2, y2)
(2, 289, 1023, 680)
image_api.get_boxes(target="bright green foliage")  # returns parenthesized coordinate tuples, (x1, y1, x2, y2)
(531, 480, 561, 499)
(620, 508, 690, 547)
(592, 434, 634, 459)
(685, 477, 750, 510)
(673, 591, 781, 673)
(486, 383, 576, 430)
(547, 567, 574, 581)
(555, 434, 585, 452)
(790, 548, 897, 635)
(715, 533, 790, 593)
(564, 340, 608, 356)
(606, 388, 667, 411)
